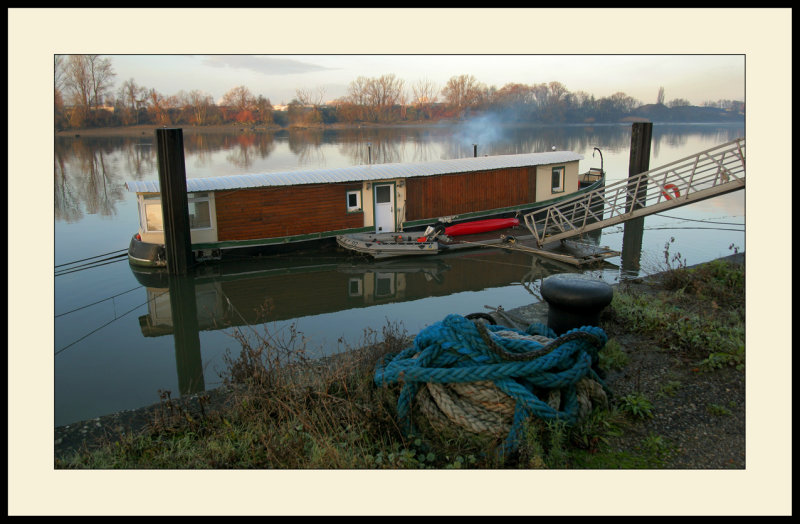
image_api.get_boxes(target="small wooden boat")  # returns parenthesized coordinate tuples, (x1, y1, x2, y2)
(336, 232, 440, 259)
(337, 217, 527, 259)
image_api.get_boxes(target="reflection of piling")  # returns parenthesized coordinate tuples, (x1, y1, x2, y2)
(168, 274, 205, 395)
(621, 216, 645, 275)
(156, 128, 194, 275)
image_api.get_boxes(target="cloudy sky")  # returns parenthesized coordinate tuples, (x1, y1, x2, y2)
(108, 53, 745, 107)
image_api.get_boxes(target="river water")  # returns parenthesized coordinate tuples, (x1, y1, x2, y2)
(53, 122, 745, 427)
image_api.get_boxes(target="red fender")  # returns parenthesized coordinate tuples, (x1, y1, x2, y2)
(661, 183, 680, 200)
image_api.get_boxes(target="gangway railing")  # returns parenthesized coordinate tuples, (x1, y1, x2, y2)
(523, 138, 745, 247)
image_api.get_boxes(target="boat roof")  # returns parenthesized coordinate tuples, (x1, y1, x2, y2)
(125, 150, 583, 193)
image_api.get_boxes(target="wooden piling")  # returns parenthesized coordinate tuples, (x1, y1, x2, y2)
(627, 122, 652, 211)
(155, 128, 194, 275)
(622, 122, 652, 274)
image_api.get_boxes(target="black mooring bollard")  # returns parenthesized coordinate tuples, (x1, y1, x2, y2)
(540, 273, 613, 335)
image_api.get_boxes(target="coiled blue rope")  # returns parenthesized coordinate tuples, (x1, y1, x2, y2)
(374, 313, 609, 457)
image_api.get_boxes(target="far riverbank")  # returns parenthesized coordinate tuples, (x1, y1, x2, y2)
(55, 121, 462, 138)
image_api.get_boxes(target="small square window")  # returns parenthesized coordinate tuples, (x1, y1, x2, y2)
(346, 190, 361, 212)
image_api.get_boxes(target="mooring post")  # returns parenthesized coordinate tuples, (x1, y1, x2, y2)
(621, 122, 652, 275)
(155, 128, 194, 275)
(627, 122, 652, 212)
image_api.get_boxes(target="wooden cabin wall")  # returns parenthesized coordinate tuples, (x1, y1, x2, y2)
(214, 182, 364, 241)
(403, 167, 536, 221)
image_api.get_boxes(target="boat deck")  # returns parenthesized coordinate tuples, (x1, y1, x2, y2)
(437, 225, 620, 266)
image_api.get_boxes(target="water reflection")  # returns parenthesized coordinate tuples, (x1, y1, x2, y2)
(167, 274, 205, 395)
(132, 248, 605, 340)
(54, 137, 127, 222)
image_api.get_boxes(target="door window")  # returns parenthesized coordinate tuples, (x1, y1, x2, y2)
(375, 185, 391, 204)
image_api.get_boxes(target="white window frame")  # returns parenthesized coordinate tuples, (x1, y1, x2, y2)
(551, 166, 565, 193)
(139, 192, 213, 233)
(346, 189, 362, 213)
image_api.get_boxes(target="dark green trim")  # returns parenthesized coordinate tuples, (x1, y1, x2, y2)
(191, 225, 374, 250)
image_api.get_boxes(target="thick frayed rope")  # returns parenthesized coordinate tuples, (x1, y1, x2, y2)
(374, 313, 610, 457)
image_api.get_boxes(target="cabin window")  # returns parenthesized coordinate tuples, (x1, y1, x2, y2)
(551, 167, 565, 193)
(188, 193, 211, 229)
(141, 192, 211, 232)
(143, 195, 164, 232)
(346, 190, 362, 212)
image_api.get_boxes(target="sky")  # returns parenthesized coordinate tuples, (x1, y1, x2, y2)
(107, 53, 745, 107)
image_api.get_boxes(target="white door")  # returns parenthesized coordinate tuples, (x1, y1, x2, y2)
(374, 184, 395, 233)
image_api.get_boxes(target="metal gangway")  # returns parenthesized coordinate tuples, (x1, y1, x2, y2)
(523, 138, 745, 247)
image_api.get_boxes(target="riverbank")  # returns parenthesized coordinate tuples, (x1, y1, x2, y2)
(55, 253, 745, 469)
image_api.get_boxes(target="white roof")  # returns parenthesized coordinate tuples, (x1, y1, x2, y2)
(125, 151, 583, 193)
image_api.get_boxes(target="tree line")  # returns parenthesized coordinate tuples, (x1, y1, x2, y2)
(55, 55, 744, 131)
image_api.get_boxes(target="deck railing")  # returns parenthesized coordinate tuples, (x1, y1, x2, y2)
(523, 138, 746, 247)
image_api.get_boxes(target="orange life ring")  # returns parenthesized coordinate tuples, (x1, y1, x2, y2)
(662, 183, 680, 200)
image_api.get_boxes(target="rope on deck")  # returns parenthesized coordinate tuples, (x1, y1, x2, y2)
(374, 313, 610, 457)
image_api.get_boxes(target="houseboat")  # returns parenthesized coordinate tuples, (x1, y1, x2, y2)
(125, 150, 605, 267)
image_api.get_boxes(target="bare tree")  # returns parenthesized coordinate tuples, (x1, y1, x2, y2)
(185, 89, 214, 125)
(609, 92, 640, 113)
(369, 74, 405, 121)
(221, 85, 258, 123)
(118, 78, 147, 125)
(345, 74, 404, 122)
(254, 95, 273, 125)
(657, 86, 666, 105)
(441, 74, 486, 116)
(63, 55, 116, 108)
(412, 78, 438, 119)
(296, 86, 326, 107)
(146, 88, 172, 126)
(221, 85, 256, 112)
(667, 98, 692, 108)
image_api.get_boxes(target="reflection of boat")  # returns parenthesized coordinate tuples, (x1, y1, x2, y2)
(132, 247, 598, 337)
(124, 149, 605, 267)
